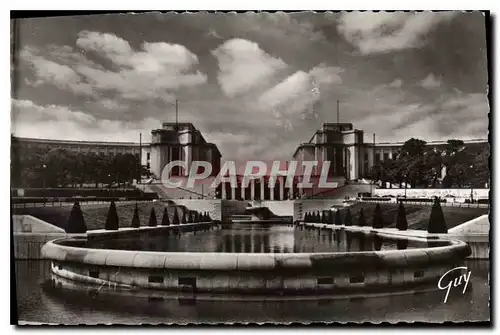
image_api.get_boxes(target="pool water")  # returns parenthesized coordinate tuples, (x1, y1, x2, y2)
(84, 223, 445, 253)
(14, 259, 490, 324)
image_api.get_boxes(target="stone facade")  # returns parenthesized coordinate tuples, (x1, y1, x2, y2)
(292, 123, 488, 181)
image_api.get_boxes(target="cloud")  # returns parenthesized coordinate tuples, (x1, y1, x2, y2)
(74, 31, 207, 101)
(20, 47, 94, 96)
(11, 99, 160, 142)
(354, 89, 488, 142)
(309, 64, 343, 85)
(419, 73, 441, 88)
(387, 79, 403, 88)
(338, 12, 457, 54)
(99, 99, 128, 111)
(256, 64, 342, 128)
(236, 12, 326, 44)
(211, 38, 287, 97)
(12, 99, 95, 127)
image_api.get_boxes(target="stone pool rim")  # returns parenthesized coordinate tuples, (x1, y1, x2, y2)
(41, 224, 471, 271)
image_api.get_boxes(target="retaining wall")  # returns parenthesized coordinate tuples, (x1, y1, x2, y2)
(256, 201, 294, 217)
(14, 233, 68, 259)
(374, 188, 490, 199)
(292, 199, 343, 222)
(172, 199, 221, 221)
(13, 215, 68, 260)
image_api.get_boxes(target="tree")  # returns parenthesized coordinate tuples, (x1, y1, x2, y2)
(358, 208, 366, 226)
(172, 208, 180, 225)
(344, 208, 352, 227)
(181, 210, 187, 224)
(445, 139, 465, 156)
(335, 209, 343, 226)
(131, 203, 140, 228)
(428, 197, 448, 233)
(396, 202, 408, 231)
(148, 207, 157, 227)
(67, 201, 87, 233)
(372, 203, 383, 229)
(161, 207, 170, 226)
(105, 201, 119, 230)
(401, 138, 427, 157)
(304, 212, 309, 222)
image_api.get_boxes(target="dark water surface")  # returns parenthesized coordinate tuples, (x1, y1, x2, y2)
(15, 223, 489, 324)
(15, 259, 490, 324)
(85, 223, 445, 253)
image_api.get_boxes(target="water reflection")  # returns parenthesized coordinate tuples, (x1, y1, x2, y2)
(14, 260, 490, 324)
(397, 240, 409, 250)
(83, 224, 443, 254)
(374, 235, 382, 251)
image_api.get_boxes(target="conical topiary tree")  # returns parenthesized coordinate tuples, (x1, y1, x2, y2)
(131, 203, 140, 228)
(67, 201, 87, 233)
(206, 211, 212, 221)
(148, 207, 157, 227)
(428, 197, 448, 233)
(195, 211, 200, 223)
(396, 201, 408, 231)
(372, 203, 383, 229)
(188, 211, 195, 223)
(181, 209, 187, 224)
(329, 210, 335, 225)
(161, 207, 170, 226)
(316, 211, 321, 223)
(335, 209, 343, 226)
(344, 208, 352, 227)
(172, 207, 180, 225)
(358, 208, 366, 227)
(105, 201, 119, 230)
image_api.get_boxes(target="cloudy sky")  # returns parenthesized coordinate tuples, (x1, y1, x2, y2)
(11, 12, 489, 161)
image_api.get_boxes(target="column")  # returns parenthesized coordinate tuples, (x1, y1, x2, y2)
(388, 149, 393, 160)
(314, 147, 319, 175)
(367, 147, 374, 170)
(332, 147, 336, 176)
(270, 178, 275, 201)
(250, 179, 255, 200)
(241, 181, 246, 200)
(186, 145, 192, 176)
(279, 176, 285, 200)
(231, 184, 236, 200)
(298, 178, 303, 198)
(379, 149, 384, 162)
(221, 181, 227, 199)
(260, 177, 265, 200)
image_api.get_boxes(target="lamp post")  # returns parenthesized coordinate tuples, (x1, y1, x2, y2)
(42, 164, 47, 199)
(469, 165, 474, 204)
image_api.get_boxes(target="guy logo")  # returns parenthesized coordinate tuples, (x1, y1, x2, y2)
(437, 266, 471, 303)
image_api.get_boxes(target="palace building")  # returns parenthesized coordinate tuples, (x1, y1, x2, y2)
(12, 122, 487, 200)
